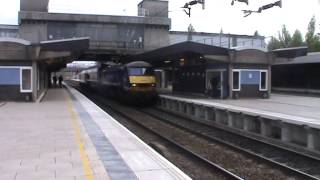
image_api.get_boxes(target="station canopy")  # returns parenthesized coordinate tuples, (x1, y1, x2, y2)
(0, 37, 89, 71)
(130, 41, 308, 67)
(130, 41, 229, 67)
(272, 46, 308, 59)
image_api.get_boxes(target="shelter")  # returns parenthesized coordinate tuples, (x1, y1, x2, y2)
(132, 41, 307, 99)
(272, 52, 320, 93)
(0, 37, 89, 101)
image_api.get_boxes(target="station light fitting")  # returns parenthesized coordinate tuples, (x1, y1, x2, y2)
(242, 0, 282, 17)
(182, 0, 205, 17)
(231, 0, 249, 6)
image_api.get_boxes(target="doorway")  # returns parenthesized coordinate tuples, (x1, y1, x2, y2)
(206, 69, 226, 99)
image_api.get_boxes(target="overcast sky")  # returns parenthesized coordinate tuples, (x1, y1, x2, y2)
(1, 0, 319, 38)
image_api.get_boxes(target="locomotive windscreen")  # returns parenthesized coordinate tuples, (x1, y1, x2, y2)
(128, 68, 154, 76)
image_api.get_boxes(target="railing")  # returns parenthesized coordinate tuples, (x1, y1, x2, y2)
(89, 41, 144, 50)
(193, 37, 266, 50)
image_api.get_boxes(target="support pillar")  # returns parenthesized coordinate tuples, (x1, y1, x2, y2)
(169, 100, 173, 110)
(243, 114, 250, 131)
(226, 110, 233, 127)
(178, 102, 184, 113)
(281, 122, 291, 142)
(228, 64, 233, 99)
(174, 101, 179, 111)
(215, 109, 220, 123)
(305, 126, 318, 150)
(186, 104, 192, 116)
(161, 70, 166, 88)
(194, 105, 200, 118)
(164, 99, 170, 109)
(32, 61, 38, 101)
(162, 99, 166, 109)
(259, 117, 270, 137)
(204, 107, 210, 121)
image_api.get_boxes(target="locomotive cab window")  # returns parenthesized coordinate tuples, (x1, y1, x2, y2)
(128, 68, 153, 76)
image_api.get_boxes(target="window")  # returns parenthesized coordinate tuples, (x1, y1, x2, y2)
(128, 68, 153, 76)
(260, 71, 268, 91)
(232, 70, 240, 91)
(20, 67, 32, 93)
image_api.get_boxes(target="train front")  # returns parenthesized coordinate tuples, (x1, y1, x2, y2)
(125, 61, 157, 103)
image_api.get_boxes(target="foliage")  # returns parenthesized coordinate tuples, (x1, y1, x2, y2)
(278, 25, 292, 48)
(268, 37, 281, 51)
(305, 16, 320, 52)
(306, 16, 316, 44)
(187, 24, 195, 41)
(268, 16, 320, 52)
(254, 30, 260, 36)
(290, 30, 304, 47)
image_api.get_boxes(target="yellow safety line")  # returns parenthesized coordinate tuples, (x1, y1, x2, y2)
(66, 94, 95, 180)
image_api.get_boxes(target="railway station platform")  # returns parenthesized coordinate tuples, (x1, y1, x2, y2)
(158, 93, 320, 154)
(0, 87, 191, 180)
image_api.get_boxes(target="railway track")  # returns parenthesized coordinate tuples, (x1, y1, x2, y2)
(77, 87, 320, 179)
(81, 89, 243, 179)
(141, 107, 320, 180)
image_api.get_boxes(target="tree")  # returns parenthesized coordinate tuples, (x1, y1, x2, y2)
(268, 36, 282, 50)
(290, 29, 304, 47)
(187, 24, 195, 41)
(305, 16, 320, 52)
(306, 16, 316, 44)
(254, 30, 260, 36)
(220, 28, 223, 34)
(278, 25, 292, 48)
(268, 17, 320, 51)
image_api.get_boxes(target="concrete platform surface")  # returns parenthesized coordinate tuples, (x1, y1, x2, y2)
(160, 93, 320, 128)
(68, 86, 191, 180)
(0, 88, 108, 180)
(0, 87, 191, 180)
(215, 94, 320, 120)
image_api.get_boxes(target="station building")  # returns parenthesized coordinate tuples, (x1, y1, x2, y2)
(0, 37, 88, 101)
(0, 25, 19, 38)
(132, 41, 306, 99)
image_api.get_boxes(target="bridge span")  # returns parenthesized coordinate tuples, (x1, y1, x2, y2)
(19, 0, 171, 59)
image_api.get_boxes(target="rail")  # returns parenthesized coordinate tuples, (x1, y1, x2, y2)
(155, 99, 320, 179)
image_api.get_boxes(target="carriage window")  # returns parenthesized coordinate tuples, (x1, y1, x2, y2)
(128, 68, 153, 76)
(260, 71, 267, 91)
(233, 70, 240, 91)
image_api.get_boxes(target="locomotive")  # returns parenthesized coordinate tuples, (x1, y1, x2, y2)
(72, 61, 158, 104)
